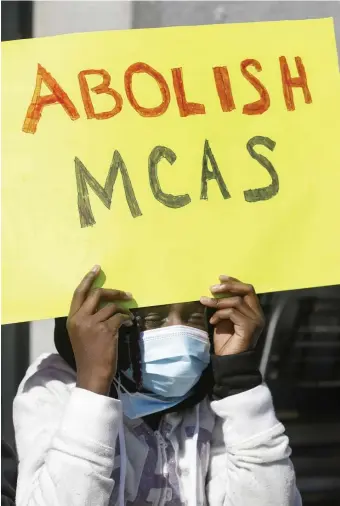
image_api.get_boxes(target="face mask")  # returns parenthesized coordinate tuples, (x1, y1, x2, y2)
(118, 325, 211, 419)
(115, 380, 192, 419)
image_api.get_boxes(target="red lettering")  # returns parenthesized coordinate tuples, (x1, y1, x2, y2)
(171, 67, 206, 117)
(213, 66, 235, 112)
(22, 64, 79, 134)
(124, 62, 170, 117)
(279, 56, 312, 111)
(241, 59, 270, 115)
(78, 69, 123, 120)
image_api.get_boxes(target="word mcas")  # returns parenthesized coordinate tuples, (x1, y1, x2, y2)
(23, 58, 312, 134)
(76, 136, 278, 228)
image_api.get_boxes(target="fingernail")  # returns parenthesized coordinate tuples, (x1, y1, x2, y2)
(122, 319, 133, 327)
(91, 265, 101, 273)
(210, 284, 221, 291)
(219, 274, 229, 280)
(200, 296, 210, 303)
(125, 292, 133, 299)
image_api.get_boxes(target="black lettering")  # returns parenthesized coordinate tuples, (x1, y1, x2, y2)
(75, 151, 142, 228)
(200, 139, 231, 200)
(244, 136, 278, 202)
(148, 146, 191, 208)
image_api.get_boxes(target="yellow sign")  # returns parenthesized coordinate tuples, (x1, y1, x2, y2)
(2, 18, 340, 324)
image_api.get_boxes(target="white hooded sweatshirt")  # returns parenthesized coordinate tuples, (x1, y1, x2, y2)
(13, 353, 301, 506)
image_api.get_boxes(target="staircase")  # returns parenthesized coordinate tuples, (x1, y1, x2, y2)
(259, 287, 340, 505)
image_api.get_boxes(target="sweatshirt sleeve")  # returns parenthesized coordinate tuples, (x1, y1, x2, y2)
(206, 384, 302, 506)
(13, 354, 122, 506)
(211, 351, 262, 399)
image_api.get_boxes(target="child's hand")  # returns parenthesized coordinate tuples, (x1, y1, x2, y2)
(67, 266, 133, 395)
(200, 276, 264, 356)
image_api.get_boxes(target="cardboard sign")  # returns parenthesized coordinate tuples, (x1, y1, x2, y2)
(2, 18, 340, 324)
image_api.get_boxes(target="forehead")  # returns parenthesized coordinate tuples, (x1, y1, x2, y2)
(133, 301, 203, 317)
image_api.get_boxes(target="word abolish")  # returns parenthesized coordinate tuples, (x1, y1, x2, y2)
(76, 136, 278, 228)
(23, 58, 312, 134)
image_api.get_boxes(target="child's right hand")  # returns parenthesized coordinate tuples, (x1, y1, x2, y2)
(67, 265, 133, 395)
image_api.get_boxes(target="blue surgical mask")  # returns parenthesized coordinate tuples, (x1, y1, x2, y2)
(116, 325, 211, 419)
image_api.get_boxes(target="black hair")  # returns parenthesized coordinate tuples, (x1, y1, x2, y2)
(54, 317, 76, 371)
(119, 318, 143, 390)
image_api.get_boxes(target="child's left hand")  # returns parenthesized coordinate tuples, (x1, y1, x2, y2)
(200, 275, 265, 356)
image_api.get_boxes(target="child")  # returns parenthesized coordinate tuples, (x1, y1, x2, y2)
(14, 266, 301, 506)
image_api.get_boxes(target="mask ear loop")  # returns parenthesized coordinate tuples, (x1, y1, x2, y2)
(112, 374, 127, 506)
(189, 403, 200, 506)
(118, 418, 127, 506)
